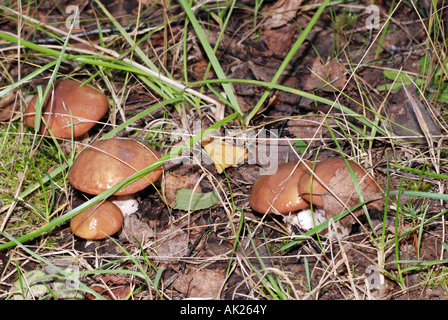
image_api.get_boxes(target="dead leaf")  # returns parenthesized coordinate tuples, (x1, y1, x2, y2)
(287, 116, 337, 148)
(156, 226, 189, 262)
(162, 164, 203, 205)
(265, 0, 303, 29)
(86, 276, 131, 300)
(0, 91, 18, 121)
(201, 137, 247, 173)
(387, 85, 441, 144)
(302, 57, 347, 92)
(191, 59, 215, 80)
(173, 268, 226, 299)
(119, 214, 154, 244)
(261, 24, 297, 57)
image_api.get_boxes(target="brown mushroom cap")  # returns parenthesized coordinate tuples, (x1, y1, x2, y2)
(68, 138, 163, 196)
(297, 157, 383, 221)
(249, 161, 310, 214)
(70, 200, 123, 240)
(24, 79, 108, 139)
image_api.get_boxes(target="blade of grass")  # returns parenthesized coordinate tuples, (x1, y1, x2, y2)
(0, 97, 180, 217)
(0, 25, 221, 108)
(0, 111, 239, 251)
(187, 77, 388, 136)
(391, 163, 448, 180)
(179, 0, 242, 116)
(244, 0, 330, 125)
(3, 231, 105, 299)
(0, 60, 58, 99)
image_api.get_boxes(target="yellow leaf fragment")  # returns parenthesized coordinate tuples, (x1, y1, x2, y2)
(201, 137, 247, 173)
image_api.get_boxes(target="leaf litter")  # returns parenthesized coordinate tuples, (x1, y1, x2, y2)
(1, 0, 448, 301)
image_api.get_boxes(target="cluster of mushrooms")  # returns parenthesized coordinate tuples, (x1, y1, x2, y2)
(25, 79, 163, 240)
(25, 78, 383, 241)
(248, 158, 383, 238)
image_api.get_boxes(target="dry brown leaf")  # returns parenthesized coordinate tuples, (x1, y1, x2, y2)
(387, 85, 441, 144)
(119, 214, 154, 244)
(265, 0, 303, 29)
(0, 91, 18, 121)
(287, 116, 337, 148)
(261, 24, 297, 56)
(86, 276, 131, 300)
(173, 268, 226, 299)
(162, 165, 203, 205)
(156, 226, 189, 262)
(302, 57, 347, 92)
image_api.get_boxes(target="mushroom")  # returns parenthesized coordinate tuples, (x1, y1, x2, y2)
(68, 138, 163, 217)
(248, 157, 383, 238)
(70, 200, 123, 240)
(248, 161, 310, 215)
(24, 79, 108, 139)
(297, 157, 383, 235)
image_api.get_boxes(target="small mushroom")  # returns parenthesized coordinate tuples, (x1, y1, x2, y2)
(68, 138, 163, 217)
(248, 161, 310, 214)
(297, 157, 383, 234)
(70, 200, 123, 240)
(24, 79, 108, 139)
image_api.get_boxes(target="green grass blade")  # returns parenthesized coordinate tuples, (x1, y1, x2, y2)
(0, 111, 239, 251)
(179, 0, 242, 116)
(245, 0, 331, 125)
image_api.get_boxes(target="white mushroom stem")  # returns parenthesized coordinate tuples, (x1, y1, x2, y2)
(283, 208, 327, 234)
(283, 208, 352, 239)
(110, 195, 139, 217)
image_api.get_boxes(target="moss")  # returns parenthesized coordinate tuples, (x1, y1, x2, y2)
(0, 122, 67, 236)
(405, 181, 433, 193)
(422, 267, 448, 291)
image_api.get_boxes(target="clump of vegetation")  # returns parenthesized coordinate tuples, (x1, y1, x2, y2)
(0, 122, 67, 236)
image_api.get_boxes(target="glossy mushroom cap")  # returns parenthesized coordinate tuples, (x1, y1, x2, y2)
(68, 138, 163, 196)
(249, 161, 310, 214)
(24, 79, 108, 138)
(297, 157, 383, 222)
(70, 200, 124, 240)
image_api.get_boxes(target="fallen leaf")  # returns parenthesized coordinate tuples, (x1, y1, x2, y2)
(173, 268, 226, 299)
(302, 57, 347, 92)
(287, 115, 337, 148)
(162, 165, 203, 205)
(265, 0, 303, 29)
(13, 270, 49, 300)
(201, 137, 247, 173)
(156, 226, 189, 262)
(0, 91, 18, 121)
(261, 24, 297, 57)
(119, 214, 154, 244)
(387, 85, 441, 144)
(86, 276, 131, 300)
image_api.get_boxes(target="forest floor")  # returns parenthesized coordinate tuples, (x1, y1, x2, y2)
(1, 0, 448, 300)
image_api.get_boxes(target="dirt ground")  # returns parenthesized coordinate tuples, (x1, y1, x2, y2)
(1, 0, 448, 300)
